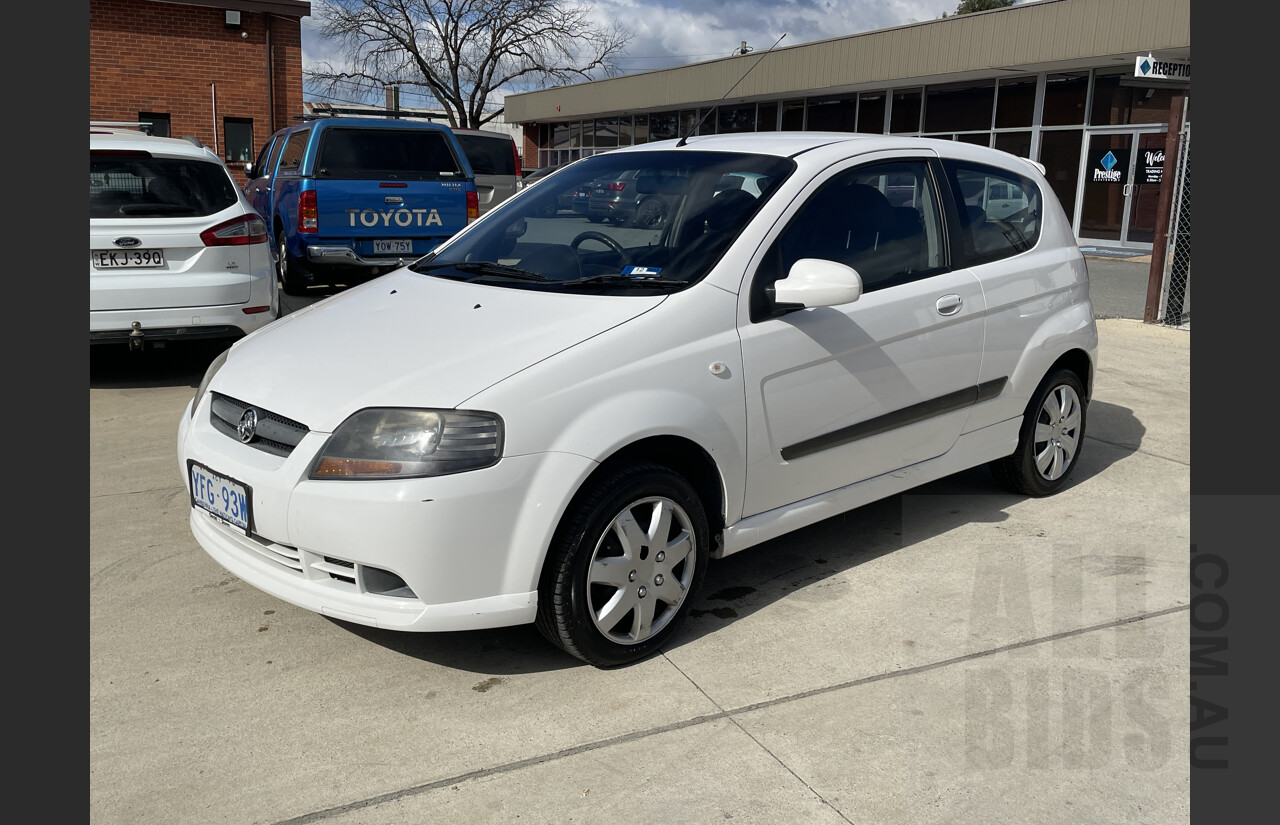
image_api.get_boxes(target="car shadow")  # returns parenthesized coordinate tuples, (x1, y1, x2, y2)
(89, 339, 231, 390)
(323, 398, 1146, 673)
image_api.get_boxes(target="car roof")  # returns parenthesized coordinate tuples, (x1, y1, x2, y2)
(90, 127, 219, 161)
(608, 132, 1045, 177)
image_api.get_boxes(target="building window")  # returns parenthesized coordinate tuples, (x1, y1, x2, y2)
(806, 95, 857, 132)
(780, 99, 805, 131)
(757, 102, 779, 132)
(223, 117, 254, 164)
(718, 104, 756, 133)
(890, 88, 922, 134)
(857, 93, 885, 133)
(139, 113, 170, 138)
(1042, 72, 1089, 126)
(649, 112, 678, 142)
(924, 80, 994, 133)
(994, 76, 1037, 128)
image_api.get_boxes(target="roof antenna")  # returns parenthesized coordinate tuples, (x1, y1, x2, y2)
(676, 33, 786, 147)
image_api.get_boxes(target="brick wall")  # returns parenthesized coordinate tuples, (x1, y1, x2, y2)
(89, 0, 306, 184)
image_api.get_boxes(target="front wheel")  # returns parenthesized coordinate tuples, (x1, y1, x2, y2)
(990, 369, 1087, 496)
(537, 463, 709, 667)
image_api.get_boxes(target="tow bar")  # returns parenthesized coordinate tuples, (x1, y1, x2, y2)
(128, 321, 145, 351)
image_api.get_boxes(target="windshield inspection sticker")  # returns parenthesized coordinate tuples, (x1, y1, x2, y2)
(621, 266, 663, 277)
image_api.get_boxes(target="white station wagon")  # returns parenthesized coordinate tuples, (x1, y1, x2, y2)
(177, 133, 1098, 667)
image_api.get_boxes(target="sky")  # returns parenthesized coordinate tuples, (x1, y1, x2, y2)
(299, 0, 986, 112)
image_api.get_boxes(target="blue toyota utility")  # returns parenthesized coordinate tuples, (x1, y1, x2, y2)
(244, 118, 478, 294)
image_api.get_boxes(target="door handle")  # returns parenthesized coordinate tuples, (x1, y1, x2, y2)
(1123, 183, 1133, 197)
(936, 294, 963, 316)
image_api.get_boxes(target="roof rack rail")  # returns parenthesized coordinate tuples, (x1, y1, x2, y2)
(90, 120, 154, 135)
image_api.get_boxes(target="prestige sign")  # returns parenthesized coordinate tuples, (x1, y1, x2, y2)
(1135, 54, 1191, 80)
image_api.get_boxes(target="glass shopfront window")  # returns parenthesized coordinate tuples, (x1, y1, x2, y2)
(1042, 72, 1089, 126)
(857, 93, 885, 133)
(995, 76, 1037, 128)
(1038, 128, 1084, 220)
(806, 94, 857, 131)
(718, 104, 756, 133)
(757, 102, 778, 131)
(925, 81, 994, 133)
(781, 99, 805, 130)
(890, 88, 922, 133)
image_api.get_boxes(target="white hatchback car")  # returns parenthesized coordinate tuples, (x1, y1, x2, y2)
(177, 133, 1097, 667)
(90, 124, 278, 349)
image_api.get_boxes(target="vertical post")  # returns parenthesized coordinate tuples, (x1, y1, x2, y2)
(386, 86, 400, 119)
(1144, 94, 1185, 323)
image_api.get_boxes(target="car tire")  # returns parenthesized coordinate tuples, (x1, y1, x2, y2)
(990, 368, 1088, 496)
(536, 462, 709, 668)
(277, 235, 309, 296)
(631, 197, 667, 229)
(587, 215, 605, 224)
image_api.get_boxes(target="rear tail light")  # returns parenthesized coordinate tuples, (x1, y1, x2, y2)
(511, 142, 523, 182)
(298, 190, 318, 233)
(466, 190, 479, 222)
(607, 182, 626, 191)
(201, 214, 267, 246)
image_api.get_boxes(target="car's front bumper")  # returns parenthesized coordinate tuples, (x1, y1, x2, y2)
(177, 396, 595, 632)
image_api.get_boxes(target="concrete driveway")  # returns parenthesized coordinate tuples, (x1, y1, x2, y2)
(90, 318, 1190, 824)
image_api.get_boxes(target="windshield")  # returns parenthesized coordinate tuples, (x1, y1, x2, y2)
(412, 150, 795, 293)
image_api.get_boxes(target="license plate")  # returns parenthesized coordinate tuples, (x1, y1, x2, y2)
(373, 239, 413, 255)
(92, 249, 166, 268)
(189, 460, 252, 533)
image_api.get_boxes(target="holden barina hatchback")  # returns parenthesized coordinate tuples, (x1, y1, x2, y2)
(178, 133, 1097, 668)
(90, 125, 277, 349)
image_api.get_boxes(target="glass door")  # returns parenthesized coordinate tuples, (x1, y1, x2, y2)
(1076, 129, 1167, 248)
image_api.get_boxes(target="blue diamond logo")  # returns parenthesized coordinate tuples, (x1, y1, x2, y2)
(1140, 58, 1151, 75)
(1101, 151, 1118, 171)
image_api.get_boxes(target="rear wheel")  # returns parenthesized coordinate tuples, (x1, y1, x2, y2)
(631, 197, 667, 229)
(990, 369, 1087, 496)
(537, 463, 709, 668)
(277, 235, 309, 296)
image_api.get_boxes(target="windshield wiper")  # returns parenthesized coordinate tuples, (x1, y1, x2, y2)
(561, 274, 686, 289)
(411, 261, 550, 282)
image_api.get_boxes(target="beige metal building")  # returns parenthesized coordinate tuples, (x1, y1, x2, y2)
(504, 0, 1191, 255)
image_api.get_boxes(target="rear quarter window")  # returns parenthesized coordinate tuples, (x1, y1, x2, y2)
(315, 128, 466, 180)
(89, 154, 239, 219)
(942, 159, 1043, 264)
(454, 134, 516, 176)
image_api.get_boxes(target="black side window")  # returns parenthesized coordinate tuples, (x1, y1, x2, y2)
(752, 160, 944, 320)
(252, 138, 274, 177)
(941, 159, 1042, 264)
(277, 129, 309, 173)
(456, 134, 515, 175)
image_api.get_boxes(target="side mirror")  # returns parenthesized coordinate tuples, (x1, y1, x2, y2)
(771, 258, 863, 312)
(243, 162, 255, 177)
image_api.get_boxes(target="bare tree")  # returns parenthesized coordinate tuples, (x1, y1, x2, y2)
(306, 0, 633, 128)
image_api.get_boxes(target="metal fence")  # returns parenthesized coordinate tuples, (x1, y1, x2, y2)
(1157, 122, 1191, 326)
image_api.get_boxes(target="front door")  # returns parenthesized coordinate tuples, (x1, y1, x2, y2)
(737, 156, 986, 518)
(1077, 129, 1167, 248)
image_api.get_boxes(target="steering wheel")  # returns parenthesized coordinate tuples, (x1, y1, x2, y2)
(570, 231, 631, 267)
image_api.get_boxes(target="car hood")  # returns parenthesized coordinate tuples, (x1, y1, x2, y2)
(211, 269, 664, 432)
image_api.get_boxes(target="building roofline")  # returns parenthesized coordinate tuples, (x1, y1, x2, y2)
(141, 0, 311, 18)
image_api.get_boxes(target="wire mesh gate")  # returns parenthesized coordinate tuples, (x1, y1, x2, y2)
(1157, 122, 1190, 326)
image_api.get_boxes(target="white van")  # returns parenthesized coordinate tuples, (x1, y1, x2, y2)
(451, 129, 523, 214)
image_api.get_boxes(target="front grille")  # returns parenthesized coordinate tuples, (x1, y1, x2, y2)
(210, 392, 309, 456)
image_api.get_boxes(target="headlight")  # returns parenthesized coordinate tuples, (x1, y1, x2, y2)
(309, 408, 504, 480)
(190, 349, 229, 419)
